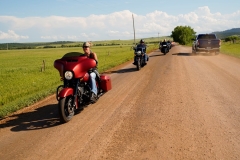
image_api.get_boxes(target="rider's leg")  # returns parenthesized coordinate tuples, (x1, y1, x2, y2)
(89, 72, 97, 95)
(144, 53, 148, 63)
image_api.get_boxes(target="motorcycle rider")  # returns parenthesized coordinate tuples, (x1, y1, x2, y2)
(82, 42, 99, 103)
(133, 39, 148, 65)
(160, 39, 169, 53)
(161, 39, 167, 47)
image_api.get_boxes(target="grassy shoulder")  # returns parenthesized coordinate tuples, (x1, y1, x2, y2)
(0, 44, 159, 119)
(220, 42, 240, 58)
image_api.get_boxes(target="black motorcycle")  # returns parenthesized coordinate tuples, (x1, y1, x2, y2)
(160, 42, 169, 55)
(133, 47, 146, 70)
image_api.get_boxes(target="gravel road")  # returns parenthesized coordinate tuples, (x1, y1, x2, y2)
(1, 45, 240, 160)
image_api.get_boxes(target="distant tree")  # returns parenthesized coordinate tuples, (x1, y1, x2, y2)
(225, 35, 239, 43)
(43, 45, 56, 48)
(171, 26, 196, 45)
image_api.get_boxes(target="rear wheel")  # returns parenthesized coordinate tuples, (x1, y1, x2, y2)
(58, 96, 75, 123)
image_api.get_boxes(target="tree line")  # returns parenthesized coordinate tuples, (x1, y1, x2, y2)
(0, 42, 131, 50)
(224, 35, 240, 43)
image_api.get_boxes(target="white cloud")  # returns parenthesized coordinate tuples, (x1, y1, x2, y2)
(0, 7, 240, 42)
(178, 12, 199, 23)
(0, 30, 29, 41)
(40, 35, 59, 40)
(67, 35, 78, 40)
(196, 6, 212, 16)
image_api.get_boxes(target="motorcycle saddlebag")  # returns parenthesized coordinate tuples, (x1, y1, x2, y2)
(100, 75, 112, 92)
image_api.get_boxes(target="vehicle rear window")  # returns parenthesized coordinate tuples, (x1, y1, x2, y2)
(198, 34, 216, 39)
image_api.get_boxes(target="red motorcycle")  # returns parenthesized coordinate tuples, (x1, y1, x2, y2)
(54, 52, 112, 123)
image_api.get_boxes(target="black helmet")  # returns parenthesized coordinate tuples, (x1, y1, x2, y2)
(140, 39, 144, 43)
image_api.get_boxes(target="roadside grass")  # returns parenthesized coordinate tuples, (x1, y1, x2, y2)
(0, 44, 158, 118)
(220, 41, 240, 58)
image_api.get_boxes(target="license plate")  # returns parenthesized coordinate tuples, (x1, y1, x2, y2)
(207, 47, 211, 49)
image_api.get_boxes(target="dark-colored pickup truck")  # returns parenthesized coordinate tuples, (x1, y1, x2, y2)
(192, 34, 221, 55)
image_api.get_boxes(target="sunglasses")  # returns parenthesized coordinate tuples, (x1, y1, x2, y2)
(83, 46, 89, 48)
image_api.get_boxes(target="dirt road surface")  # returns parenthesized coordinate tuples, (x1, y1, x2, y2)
(1, 45, 240, 160)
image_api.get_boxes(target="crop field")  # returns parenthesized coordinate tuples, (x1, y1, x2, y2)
(0, 44, 158, 118)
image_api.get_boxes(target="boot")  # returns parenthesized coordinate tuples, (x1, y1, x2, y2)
(90, 92, 98, 103)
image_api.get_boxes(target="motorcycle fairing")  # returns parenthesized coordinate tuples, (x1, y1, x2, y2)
(54, 52, 96, 78)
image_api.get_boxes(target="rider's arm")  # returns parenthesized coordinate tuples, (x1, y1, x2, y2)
(91, 52, 98, 64)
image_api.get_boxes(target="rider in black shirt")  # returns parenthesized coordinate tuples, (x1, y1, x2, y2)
(133, 39, 148, 65)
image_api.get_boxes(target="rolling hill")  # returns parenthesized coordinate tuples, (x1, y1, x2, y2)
(212, 28, 240, 39)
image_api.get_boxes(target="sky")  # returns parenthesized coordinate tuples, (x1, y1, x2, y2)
(0, 0, 240, 43)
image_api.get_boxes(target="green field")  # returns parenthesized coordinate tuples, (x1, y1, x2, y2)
(0, 44, 158, 119)
(220, 41, 240, 58)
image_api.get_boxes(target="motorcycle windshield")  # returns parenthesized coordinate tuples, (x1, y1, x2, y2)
(54, 52, 96, 78)
(135, 47, 146, 54)
(62, 52, 85, 58)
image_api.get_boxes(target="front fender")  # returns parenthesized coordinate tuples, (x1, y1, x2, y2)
(58, 88, 74, 98)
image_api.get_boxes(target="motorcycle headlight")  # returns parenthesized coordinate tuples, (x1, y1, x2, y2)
(135, 51, 141, 55)
(64, 71, 73, 80)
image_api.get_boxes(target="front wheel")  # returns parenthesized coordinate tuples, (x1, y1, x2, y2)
(164, 49, 167, 55)
(137, 58, 141, 70)
(58, 96, 75, 123)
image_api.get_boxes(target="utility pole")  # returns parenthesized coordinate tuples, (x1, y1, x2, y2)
(158, 32, 159, 42)
(132, 13, 136, 46)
